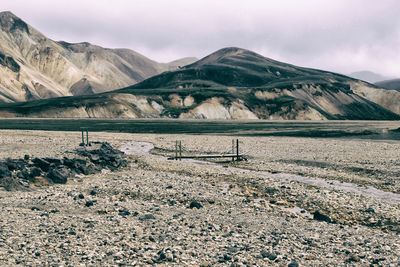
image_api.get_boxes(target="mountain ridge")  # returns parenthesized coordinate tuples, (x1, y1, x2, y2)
(348, 71, 392, 83)
(0, 11, 196, 103)
(1, 46, 400, 120)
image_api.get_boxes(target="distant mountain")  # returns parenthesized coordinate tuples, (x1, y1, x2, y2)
(164, 57, 199, 70)
(1, 47, 400, 120)
(0, 11, 196, 103)
(375, 79, 400, 91)
(348, 71, 392, 83)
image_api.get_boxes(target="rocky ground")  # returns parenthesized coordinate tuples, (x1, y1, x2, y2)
(0, 130, 399, 266)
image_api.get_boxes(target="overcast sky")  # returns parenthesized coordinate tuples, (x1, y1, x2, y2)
(2, 0, 400, 76)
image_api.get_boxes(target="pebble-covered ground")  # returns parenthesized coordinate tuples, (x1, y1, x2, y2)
(0, 130, 399, 266)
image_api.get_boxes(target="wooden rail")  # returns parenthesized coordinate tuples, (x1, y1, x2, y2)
(168, 153, 246, 160)
(168, 139, 246, 161)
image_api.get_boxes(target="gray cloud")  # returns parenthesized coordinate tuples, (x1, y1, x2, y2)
(2, 0, 400, 76)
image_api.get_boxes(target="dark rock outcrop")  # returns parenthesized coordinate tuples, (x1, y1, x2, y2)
(0, 51, 20, 72)
(0, 142, 127, 191)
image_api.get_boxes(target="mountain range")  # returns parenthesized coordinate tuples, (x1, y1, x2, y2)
(1, 11, 400, 120)
(0, 11, 197, 103)
(348, 71, 393, 84)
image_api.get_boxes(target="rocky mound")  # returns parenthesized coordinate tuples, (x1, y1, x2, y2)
(0, 142, 127, 191)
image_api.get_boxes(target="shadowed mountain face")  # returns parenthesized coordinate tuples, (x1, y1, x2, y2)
(130, 47, 354, 89)
(375, 79, 400, 91)
(0, 11, 197, 103)
(1, 47, 400, 120)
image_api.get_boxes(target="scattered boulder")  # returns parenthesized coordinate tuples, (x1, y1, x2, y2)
(313, 210, 333, 223)
(189, 200, 203, 209)
(154, 249, 174, 263)
(85, 200, 95, 207)
(118, 209, 131, 217)
(288, 260, 299, 267)
(365, 207, 375, 213)
(346, 254, 360, 263)
(89, 189, 97, 196)
(261, 250, 277, 261)
(139, 213, 156, 221)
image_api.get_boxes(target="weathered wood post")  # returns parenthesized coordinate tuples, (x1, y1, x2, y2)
(80, 127, 89, 146)
(81, 130, 85, 146)
(236, 139, 239, 161)
(232, 139, 235, 162)
(175, 140, 178, 160)
(179, 140, 182, 161)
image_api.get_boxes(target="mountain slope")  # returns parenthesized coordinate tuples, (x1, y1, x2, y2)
(375, 79, 400, 91)
(117, 47, 400, 120)
(0, 47, 399, 120)
(0, 11, 196, 103)
(129, 47, 354, 89)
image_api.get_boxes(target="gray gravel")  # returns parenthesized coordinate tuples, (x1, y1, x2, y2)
(0, 130, 399, 266)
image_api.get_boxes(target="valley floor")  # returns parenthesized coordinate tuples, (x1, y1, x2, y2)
(0, 131, 399, 266)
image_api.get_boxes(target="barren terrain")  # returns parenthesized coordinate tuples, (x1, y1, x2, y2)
(0, 130, 399, 266)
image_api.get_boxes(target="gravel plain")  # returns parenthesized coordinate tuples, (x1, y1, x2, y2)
(0, 130, 399, 266)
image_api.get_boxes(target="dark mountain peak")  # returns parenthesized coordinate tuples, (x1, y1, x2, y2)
(209, 47, 263, 58)
(215, 46, 249, 54)
(190, 47, 258, 65)
(186, 47, 277, 71)
(0, 11, 30, 34)
(0, 11, 18, 19)
(127, 46, 356, 90)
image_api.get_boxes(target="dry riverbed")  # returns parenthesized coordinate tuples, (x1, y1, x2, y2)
(0, 130, 399, 266)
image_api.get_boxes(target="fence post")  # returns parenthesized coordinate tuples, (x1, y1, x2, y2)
(236, 139, 239, 161)
(232, 139, 235, 162)
(179, 140, 182, 161)
(175, 140, 177, 160)
(81, 130, 85, 146)
(86, 130, 89, 146)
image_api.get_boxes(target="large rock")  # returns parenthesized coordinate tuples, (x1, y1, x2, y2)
(46, 167, 70, 184)
(0, 162, 11, 178)
(313, 210, 333, 223)
(5, 158, 27, 171)
(32, 158, 51, 172)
